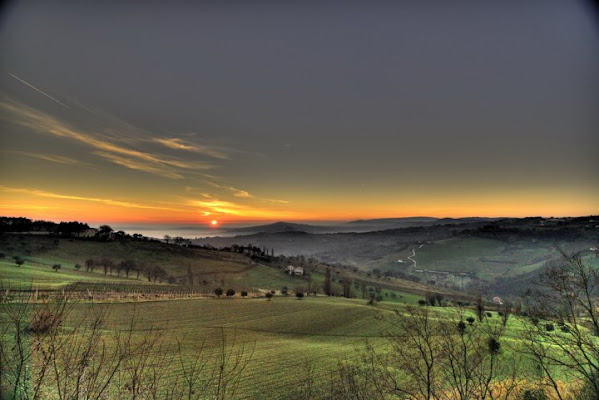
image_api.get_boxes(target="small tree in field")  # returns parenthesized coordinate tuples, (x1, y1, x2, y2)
(15, 257, 24, 267)
(296, 292, 304, 300)
(241, 291, 248, 298)
(52, 264, 61, 272)
(214, 288, 224, 298)
(74, 264, 81, 271)
(266, 292, 273, 301)
(226, 289, 236, 298)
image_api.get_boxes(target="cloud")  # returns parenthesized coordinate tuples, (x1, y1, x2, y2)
(93, 152, 184, 179)
(5, 151, 83, 166)
(154, 138, 229, 160)
(232, 189, 252, 198)
(1, 101, 216, 178)
(188, 198, 297, 219)
(0, 186, 186, 212)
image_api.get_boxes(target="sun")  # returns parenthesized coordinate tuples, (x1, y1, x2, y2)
(210, 220, 218, 226)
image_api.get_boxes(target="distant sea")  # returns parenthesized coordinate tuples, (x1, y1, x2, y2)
(108, 223, 253, 240)
(108, 221, 342, 240)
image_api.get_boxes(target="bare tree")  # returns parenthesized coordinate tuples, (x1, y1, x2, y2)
(523, 250, 599, 399)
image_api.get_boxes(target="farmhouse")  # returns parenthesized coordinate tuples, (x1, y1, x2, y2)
(76, 228, 98, 238)
(286, 265, 304, 276)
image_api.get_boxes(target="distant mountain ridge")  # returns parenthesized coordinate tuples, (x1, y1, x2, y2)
(228, 217, 501, 235)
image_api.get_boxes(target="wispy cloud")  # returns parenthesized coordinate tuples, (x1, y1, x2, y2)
(8, 73, 70, 109)
(1, 101, 216, 178)
(154, 138, 229, 160)
(232, 189, 252, 198)
(188, 198, 296, 219)
(4, 151, 84, 166)
(93, 152, 184, 179)
(0, 186, 186, 212)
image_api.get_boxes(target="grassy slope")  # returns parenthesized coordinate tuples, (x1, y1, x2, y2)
(59, 296, 542, 399)
(412, 236, 591, 280)
(66, 296, 391, 399)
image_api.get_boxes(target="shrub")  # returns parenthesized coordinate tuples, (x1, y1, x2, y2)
(545, 323, 555, 332)
(226, 289, 235, 298)
(74, 264, 81, 270)
(15, 257, 24, 267)
(214, 287, 224, 298)
(266, 292, 273, 301)
(521, 388, 548, 400)
(52, 264, 61, 272)
(29, 306, 63, 334)
(466, 317, 475, 325)
(488, 338, 501, 354)
(241, 291, 248, 298)
(296, 292, 304, 299)
(457, 321, 467, 335)
(281, 286, 288, 295)
(418, 299, 427, 306)
(486, 312, 493, 318)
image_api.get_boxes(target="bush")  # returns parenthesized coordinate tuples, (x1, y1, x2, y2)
(15, 257, 24, 267)
(281, 286, 288, 295)
(457, 321, 467, 335)
(296, 292, 304, 299)
(545, 323, 555, 332)
(241, 291, 248, 298)
(226, 289, 235, 298)
(52, 264, 61, 272)
(466, 317, 475, 325)
(29, 306, 63, 334)
(214, 287, 224, 298)
(520, 388, 548, 400)
(418, 299, 427, 306)
(74, 264, 81, 270)
(486, 312, 493, 318)
(488, 338, 501, 354)
(266, 292, 273, 301)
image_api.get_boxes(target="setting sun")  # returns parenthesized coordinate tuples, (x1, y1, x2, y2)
(210, 220, 218, 226)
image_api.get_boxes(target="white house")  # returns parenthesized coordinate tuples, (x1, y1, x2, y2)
(76, 228, 98, 238)
(286, 265, 304, 276)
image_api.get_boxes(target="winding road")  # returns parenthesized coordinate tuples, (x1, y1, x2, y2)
(407, 244, 424, 269)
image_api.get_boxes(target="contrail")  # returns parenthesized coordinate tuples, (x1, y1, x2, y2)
(8, 73, 70, 109)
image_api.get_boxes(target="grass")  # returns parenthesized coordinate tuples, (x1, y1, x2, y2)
(60, 296, 393, 399)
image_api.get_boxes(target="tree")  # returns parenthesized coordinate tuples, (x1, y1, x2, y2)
(241, 291, 248, 298)
(74, 264, 81, 271)
(296, 292, 304, 299)
(323, 268, 332, 296)
(476, 294, 485, 322)
(214, 288, 224, 298)
(164, 234, 171, 244)
(101, 258, 114, 276)
(342, 278, 352, 298)
(266, 292, 273, 301)
(15, 257, 24, 267)
(523, 250, 599, 399)
(187, 265, 194, 286)
(98, 225, 113, 240)
(85, 258, 95, 272)
(226, 289, 236, 298)
(281, 286, 288, 295)
(52, 263, 61, 272)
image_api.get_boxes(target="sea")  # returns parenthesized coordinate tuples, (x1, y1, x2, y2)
(108, 223, 252, 240)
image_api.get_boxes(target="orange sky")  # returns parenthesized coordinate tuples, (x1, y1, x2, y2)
(1, 2, 598, 224)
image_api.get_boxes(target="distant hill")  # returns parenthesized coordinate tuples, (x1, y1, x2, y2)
(229, 217, 498, 236)
(229, 221, 332, 234)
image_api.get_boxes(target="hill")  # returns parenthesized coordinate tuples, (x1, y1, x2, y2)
(195, 217, 599, 296)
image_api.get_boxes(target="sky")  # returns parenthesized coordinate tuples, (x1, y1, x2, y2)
(1, 1, 598, 224)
